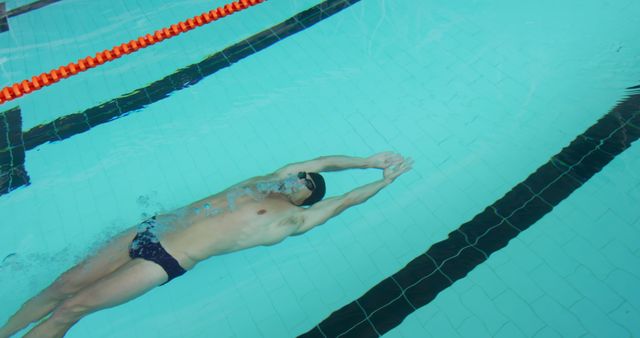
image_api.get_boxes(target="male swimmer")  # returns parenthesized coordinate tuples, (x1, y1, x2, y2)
(0, 152, 413, 338)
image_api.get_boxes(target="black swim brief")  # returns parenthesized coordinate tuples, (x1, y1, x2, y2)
(129, 217, 186, 285)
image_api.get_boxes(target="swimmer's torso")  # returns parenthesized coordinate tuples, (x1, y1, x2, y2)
(150, 174, 303, 268)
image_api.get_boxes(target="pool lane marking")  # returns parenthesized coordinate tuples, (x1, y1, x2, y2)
(298, 87, 640, 337)
(0, 0, 62, 33)
(0, 3, 8, 32)
(0, 0, 362, 196)
(0, 0, 266, 105)
(6, 0, 61, 17)
(1, 0, 638, 334)
(0, 107, 28, 195)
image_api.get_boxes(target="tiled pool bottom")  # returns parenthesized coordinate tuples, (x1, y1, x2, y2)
(1, 0, 639, 336)
(388, 144, 640, 337)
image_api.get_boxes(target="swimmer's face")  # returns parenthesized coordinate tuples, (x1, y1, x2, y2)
(297, 172, 316, 191)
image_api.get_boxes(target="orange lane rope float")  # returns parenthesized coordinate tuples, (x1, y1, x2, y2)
(0, 0, 265, 105)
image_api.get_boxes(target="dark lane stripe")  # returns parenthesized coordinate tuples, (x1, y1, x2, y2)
(0, 0, 363, 196)
(0, 107, 29, 194)
(300, 88, 640, 337)
(20, 0, 361, 151)
(0, 0, 62, 32)
(0, 3, 8, 33)
(6, 0, 61, 17)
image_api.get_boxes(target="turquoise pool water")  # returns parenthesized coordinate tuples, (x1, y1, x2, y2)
(1, 0, 639, 337)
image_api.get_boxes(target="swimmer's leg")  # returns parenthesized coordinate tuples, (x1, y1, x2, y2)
(0, 227, 138, 338)
(24, 259, 167, 338)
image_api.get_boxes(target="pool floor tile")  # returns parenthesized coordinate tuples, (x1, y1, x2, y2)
(569, 299, 629, 338)
(531, 296, 587, 337)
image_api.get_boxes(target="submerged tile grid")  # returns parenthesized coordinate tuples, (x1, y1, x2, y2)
(0, 0, 363, 197)
(0, 0, 62, 32)
(300, 90, 640, 337)
(5, 0, 61, 17)
(0, 107, 29, 194)
(468, 142, 640, 337)
(4, 0, 635, 333)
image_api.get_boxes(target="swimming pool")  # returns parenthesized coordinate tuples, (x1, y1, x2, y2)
(1, 0, 639, 336)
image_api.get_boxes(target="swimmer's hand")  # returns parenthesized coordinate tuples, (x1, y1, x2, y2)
(383, 157, 413, 184)
(367, 151, 404, 169)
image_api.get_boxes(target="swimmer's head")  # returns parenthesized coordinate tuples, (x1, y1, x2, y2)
(297, 172, 326, 206)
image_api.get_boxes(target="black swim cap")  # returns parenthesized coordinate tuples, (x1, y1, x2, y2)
(300, 172, 326, 206)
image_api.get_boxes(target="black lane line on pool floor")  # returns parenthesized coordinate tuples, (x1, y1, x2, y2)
(0, 0, 62, 32)
(0, 107, 29, 194)
(0, 0, 362, 196)
(0, 3, 8, 32)
(299, 87, 640, 338)
(6, 0, 61, 17)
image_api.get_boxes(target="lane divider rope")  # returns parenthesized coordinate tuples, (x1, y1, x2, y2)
(0, 0, 265, 105)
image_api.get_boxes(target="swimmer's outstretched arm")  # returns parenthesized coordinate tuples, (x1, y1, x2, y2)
(276, 152, 404, 175)
(291, 157, 414, 235)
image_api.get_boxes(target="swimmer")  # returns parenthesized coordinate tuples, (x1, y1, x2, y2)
(0, 152, 413, 338)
